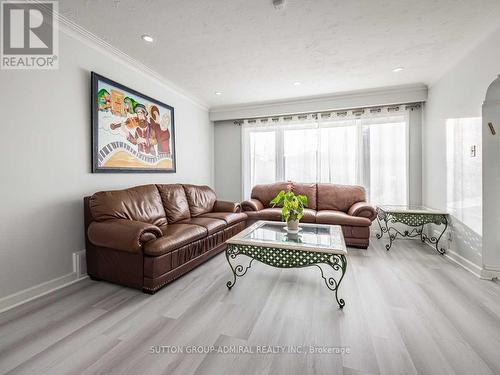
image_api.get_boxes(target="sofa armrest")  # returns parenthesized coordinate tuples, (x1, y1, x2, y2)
(241, 199, 264, 211)
(88, 219, 162, 253)
(348, 202, 377, 221)
(213, 200, 241, 213)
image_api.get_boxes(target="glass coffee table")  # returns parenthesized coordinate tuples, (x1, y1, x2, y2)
(225, 220, 348, 308)
(376, 205, 448, 254)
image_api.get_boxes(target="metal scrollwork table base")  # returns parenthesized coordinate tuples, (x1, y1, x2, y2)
(376, 206, 448, 254)
(225, 221, 348, 309)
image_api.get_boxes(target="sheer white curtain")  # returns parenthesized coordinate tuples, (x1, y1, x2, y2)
(242, 107, 410, 205)
(318, 119, 359, 185)
(242, 115, 318, 197)
(360, 115, 408, 205)
(249, 130, 276, 186)
(282, 116, 318, 182)
(242, 121, 278, 198)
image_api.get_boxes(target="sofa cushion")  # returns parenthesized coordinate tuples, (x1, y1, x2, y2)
(301, 208, 317, 223)
(251, 182, 291, 208)
(292, 183, 317, 210)
(243, 208, 282, 221)
(183, 184, 217, 217)
(178, 217, 226, 235)
(199, 212, 247, 226)
(241, 199, 264, 211)
(89, 184, 167, 226)
(317, 184, 366, 212)
(348, 201, 377, 221)
(88, 219, 162, 253)
(156, 184, 191, 223)
(244, 207, 315, 223)
(144, 224, 207, 256)
(213, 200, 241, 213)
(316, 210, 371, 226)
(342, 225, 370, 239)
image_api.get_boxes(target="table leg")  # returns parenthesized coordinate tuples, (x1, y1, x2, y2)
(420, 216, 448, 255)
(225, 247, 238, 289)
(435, 216, 448, 254)
(376, 214, 386, 239)
(316, 254, 347, 309)
(385, 220, 397, 251)
(225, 245, 254, 289)
(433, 216, 448, 255)
(375, 213, 395, 250)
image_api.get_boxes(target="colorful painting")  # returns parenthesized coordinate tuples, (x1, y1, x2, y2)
(91, 72, 176, 173)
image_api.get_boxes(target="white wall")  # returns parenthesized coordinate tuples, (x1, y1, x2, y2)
(482, 77, 500, 277)
(0, 27, 213, 299)
(214, 121, 242, 201)
(423, 25, 500, 270)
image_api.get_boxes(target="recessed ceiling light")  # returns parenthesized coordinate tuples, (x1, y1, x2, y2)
(293, 81, 301, 86)
(215, 91, 222, 96)
(273, 0, 286, 10)
(392, 67, 404, 72)
(141, 34, 154, 43)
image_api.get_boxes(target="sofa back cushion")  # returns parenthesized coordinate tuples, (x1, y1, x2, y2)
(291, 182, 317, 210)
(183, 184, 217, 217)
(251, 182, 290, 208)
(156, 184, 191, 223)
(317, 184, 366, 212)
(89, 184, 167, 226)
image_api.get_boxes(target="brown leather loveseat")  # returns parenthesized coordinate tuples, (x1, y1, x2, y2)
(241, 182, 376, 248)
(84, 184, 246, 293)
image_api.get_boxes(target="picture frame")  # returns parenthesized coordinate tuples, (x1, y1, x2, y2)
(91, 72, 176, 173)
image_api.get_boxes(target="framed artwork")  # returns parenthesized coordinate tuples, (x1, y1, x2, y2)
(91, 72, 176, 173)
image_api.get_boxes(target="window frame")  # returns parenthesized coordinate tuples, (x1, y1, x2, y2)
(241, 111, 410, 205)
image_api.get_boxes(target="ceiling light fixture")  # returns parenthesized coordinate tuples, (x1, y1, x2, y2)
(215, 91, 222, 96)
(392, 66, 404, 72)
(141, 34, 154, 43)
(273, 0, 286, 10)
(293, 81, 301, 86)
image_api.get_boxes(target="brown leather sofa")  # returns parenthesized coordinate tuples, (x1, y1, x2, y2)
(84, 184, 247, 293)
(241, 182, 376, 248)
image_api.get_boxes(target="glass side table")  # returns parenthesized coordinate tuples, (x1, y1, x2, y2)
(376, 205, 448, 254)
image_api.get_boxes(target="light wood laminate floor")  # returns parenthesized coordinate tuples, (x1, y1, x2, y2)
(1, 239, 500, 375)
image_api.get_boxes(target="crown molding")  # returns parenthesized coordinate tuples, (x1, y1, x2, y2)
(210, 84, 428, 121)
(38, 2, 209, 110)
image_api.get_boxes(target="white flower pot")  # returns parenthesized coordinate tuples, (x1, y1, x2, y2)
(287, 219, 299, 231)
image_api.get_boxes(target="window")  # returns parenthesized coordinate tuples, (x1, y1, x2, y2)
(248, 130, 275, 187)
(319, 120, 358, 186)
(284, 127, 318, 182)
(242, 108, 409, 205)
(364, 118, 408, 205)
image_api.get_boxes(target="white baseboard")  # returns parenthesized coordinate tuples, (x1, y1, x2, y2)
(0, 272, 88, 314)
(427, 242, 499, 281)
(479, 267, 500, 280)
(442, 248, 483, 278)
(419, 240, 498, 281)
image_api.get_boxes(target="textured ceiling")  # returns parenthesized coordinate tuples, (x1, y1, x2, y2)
(60, 0, 500, 107)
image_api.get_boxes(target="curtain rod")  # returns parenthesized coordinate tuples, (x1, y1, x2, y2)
(233, 102, 422, 126)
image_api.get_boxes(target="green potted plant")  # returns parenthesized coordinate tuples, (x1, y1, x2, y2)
(270, 190, 308, 231)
